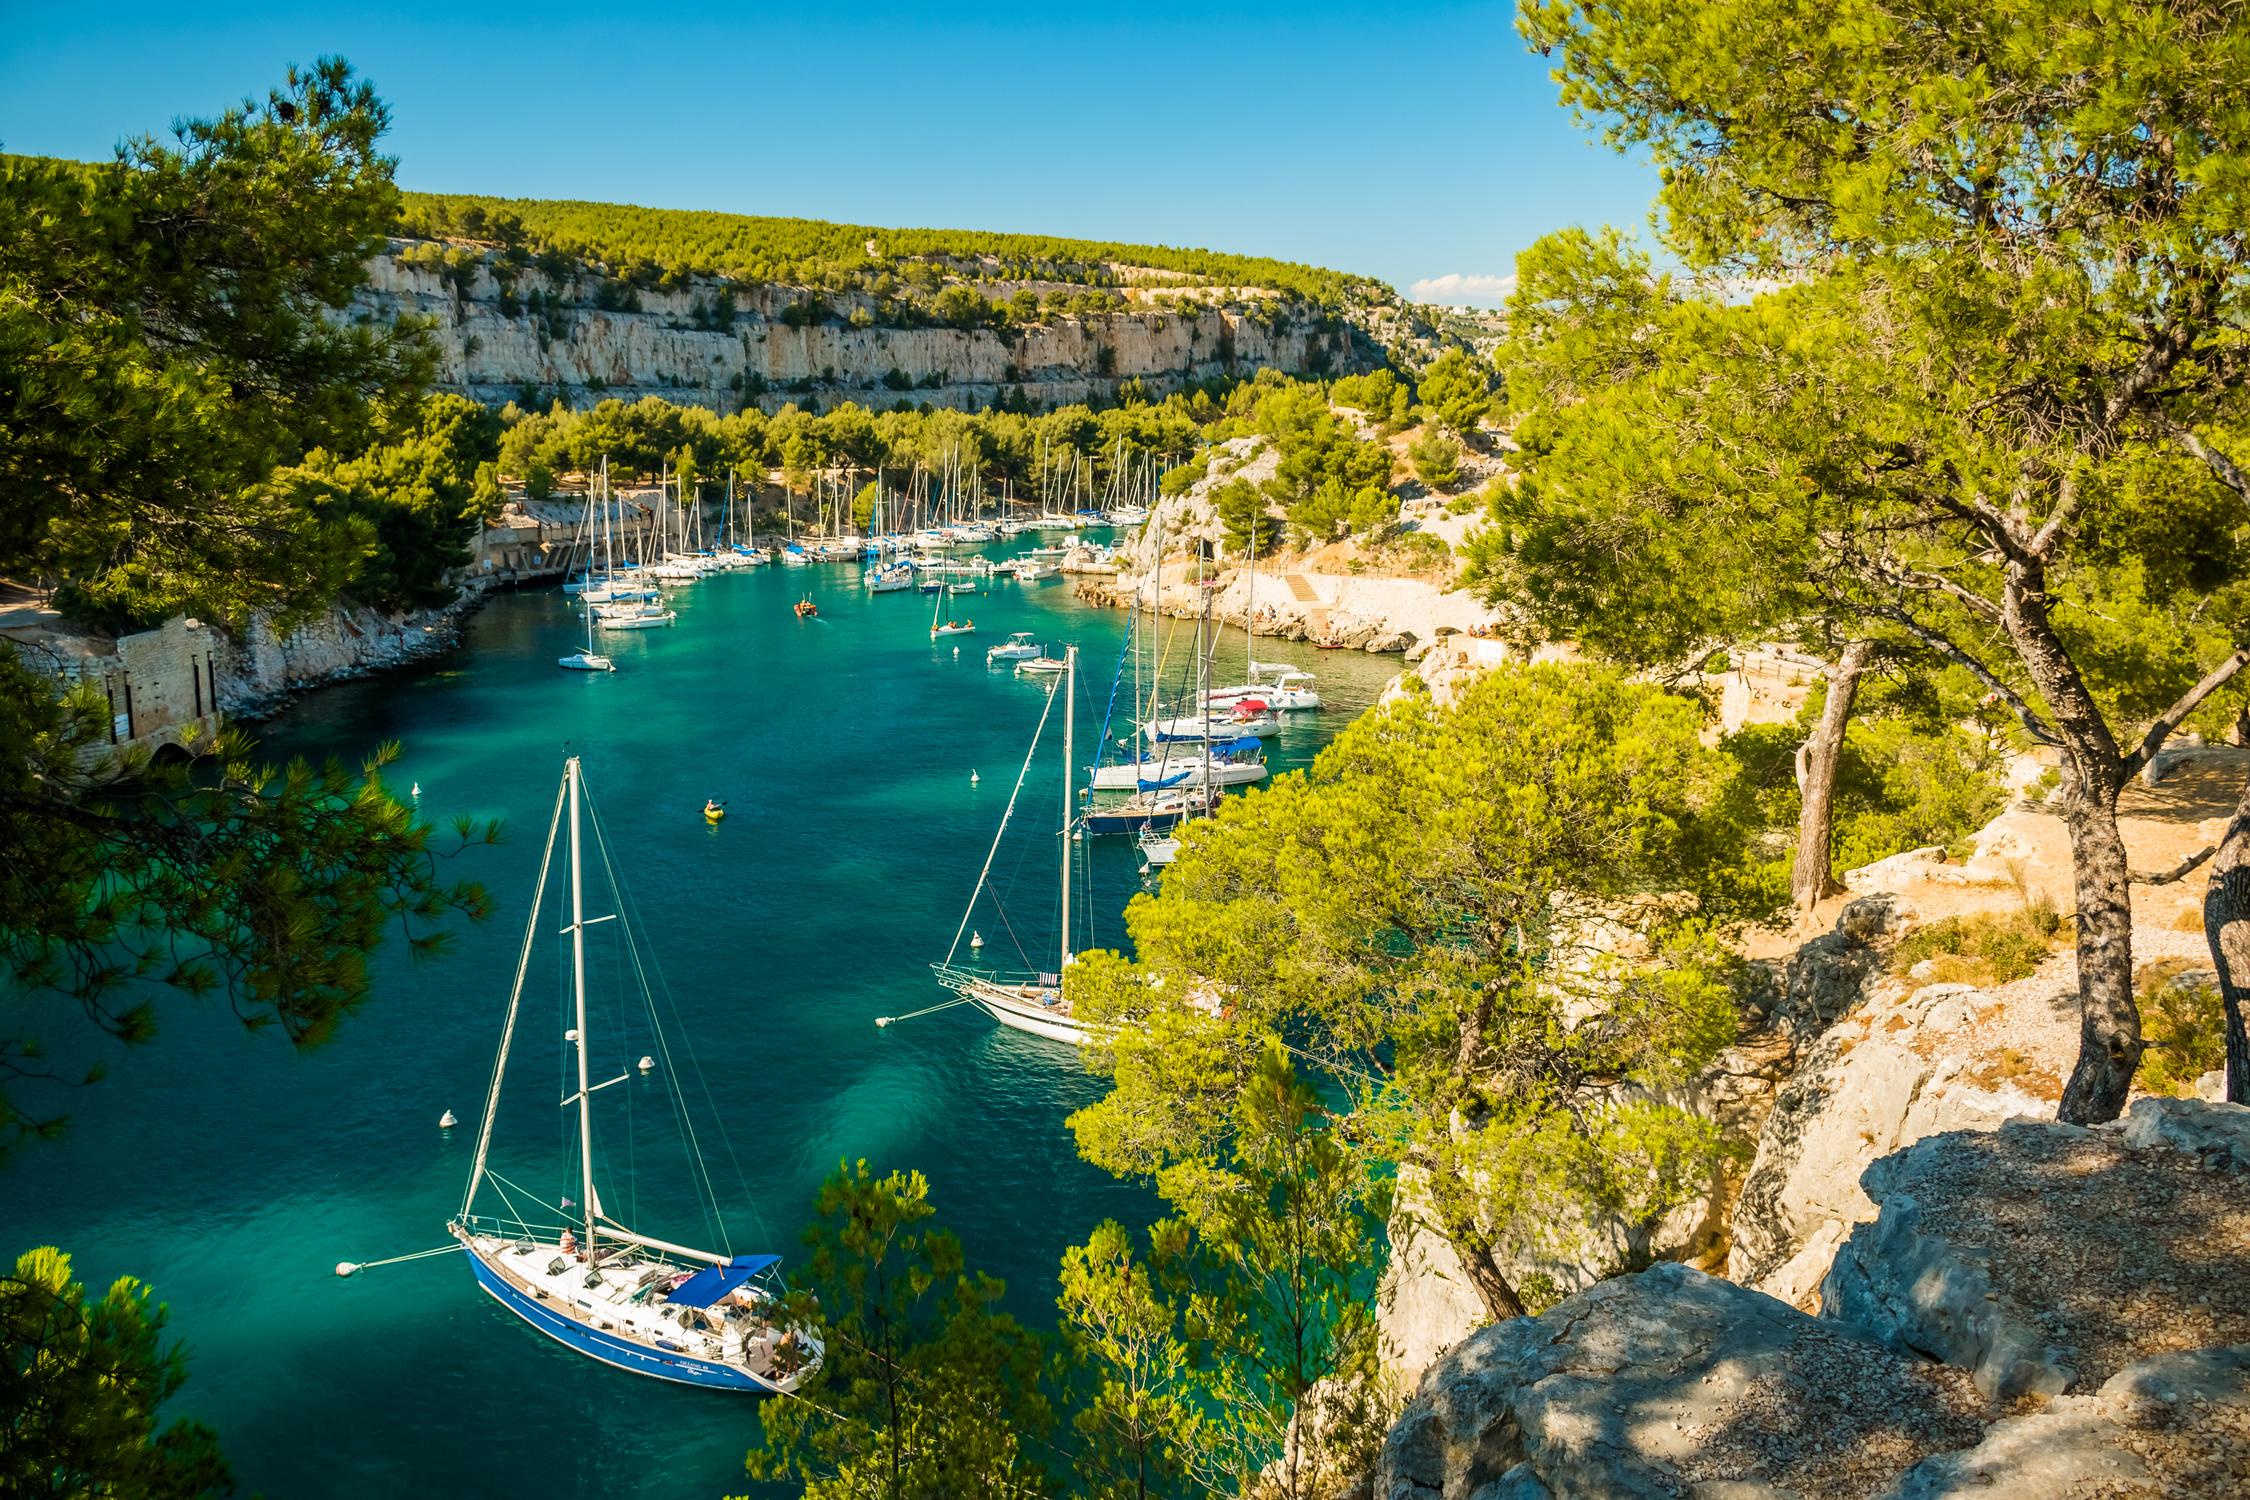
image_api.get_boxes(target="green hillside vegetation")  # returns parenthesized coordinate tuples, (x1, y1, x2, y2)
(493, 368, 1428, 549)
(390, 190, 1384, 306)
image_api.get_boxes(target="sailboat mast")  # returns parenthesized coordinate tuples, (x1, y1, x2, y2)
(1246, 515, 1258, 678)
(568, 757, 597, 1256)
(1201, 544, 1214, 819)
(1061, 645, 1075, 973)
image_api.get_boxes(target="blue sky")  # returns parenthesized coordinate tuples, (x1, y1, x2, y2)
(0, 1, 1659, 304)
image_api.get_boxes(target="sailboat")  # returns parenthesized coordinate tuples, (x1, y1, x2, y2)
(933, 649, 1087, 1044)
(559, 591, 615, 672)
(449, 757, 820, 1392)
(560, 488, 617, 672)
(1203, 517, 1322, 710)
(930, 584, 975, 639)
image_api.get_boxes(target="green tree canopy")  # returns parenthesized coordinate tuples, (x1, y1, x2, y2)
(1414, 349, 1494, 436)
(1495, 0, 2250, 1117)
(1070, 664, 1750, 1322)
(1, 61, 434, 631)
(1, 1247, 233, 1499)
(747, 1162, 1052, 1500)
(0, 62, 498, 1155)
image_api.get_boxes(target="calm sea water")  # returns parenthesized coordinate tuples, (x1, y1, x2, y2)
(6, 545, 1398, 1499)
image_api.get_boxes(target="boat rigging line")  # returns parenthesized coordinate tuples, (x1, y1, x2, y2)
(461, 774, 568, 1220)
(334, 1243, 464, 1277)
(938, 665, 1066, 972)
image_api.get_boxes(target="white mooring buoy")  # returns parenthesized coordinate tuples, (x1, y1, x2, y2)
(970, 931, 984, 950)
(875, 1016, 893, 1028)
(952, 646, 960, 657)
(411, 782, 420, 798)
(564, 1028, 578, 1042)
(438, 1109, 457, 1129)
(970, 770, 980, 784)
(336, 1262, 359, 1278)
(638, 1055, 654, 1071)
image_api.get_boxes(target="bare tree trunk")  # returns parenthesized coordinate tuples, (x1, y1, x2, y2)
(2203, 773, 2250, 1105)
(1792, 640, 1875, 913)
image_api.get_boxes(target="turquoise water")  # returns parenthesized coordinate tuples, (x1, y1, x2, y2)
(6, 547, 1398, 1498)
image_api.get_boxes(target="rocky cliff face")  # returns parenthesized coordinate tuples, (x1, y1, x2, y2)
(1377, 1106, 2250, 1500)
(207, 584, 489, 717)
(356, 248, 1360, 415)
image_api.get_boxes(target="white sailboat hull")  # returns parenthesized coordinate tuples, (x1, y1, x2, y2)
(1089, 758, 1267, 790)
(962, 978, 1087, 1045)
(1144, 713, 1281, 741)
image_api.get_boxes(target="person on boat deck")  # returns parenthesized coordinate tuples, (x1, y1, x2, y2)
(559, 1229, 578, 1257)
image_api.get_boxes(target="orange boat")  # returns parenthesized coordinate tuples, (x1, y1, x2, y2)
(794, 597, 818, 618)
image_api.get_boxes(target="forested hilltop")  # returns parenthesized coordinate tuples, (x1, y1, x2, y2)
(389, 191, 1383, 304)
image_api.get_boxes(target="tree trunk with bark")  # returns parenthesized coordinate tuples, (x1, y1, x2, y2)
(1791, 640, 1875, 913)
(2053, 778, 2146, 1121)
(2203, 772, 2250, 1105)
(1435, 1206, 1529, 1322)
(2001, 556, 2149, 1124)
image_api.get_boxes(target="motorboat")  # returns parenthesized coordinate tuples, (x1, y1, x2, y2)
(1208, 665, 1322, 712)
(1107, 505, 1151, 526)
(598, 610, 677, 630)
(1015, 656, 1068, 676)
(986, 632, 1042, 663)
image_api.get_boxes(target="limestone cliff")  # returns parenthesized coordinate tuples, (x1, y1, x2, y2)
(356, 245, 1368, 416)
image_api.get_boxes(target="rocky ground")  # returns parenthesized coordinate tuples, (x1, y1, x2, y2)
(1379, 1105, 2250, 1500)
(1073, 437, 1510, 654)
(1371, 716, 2250, 1496)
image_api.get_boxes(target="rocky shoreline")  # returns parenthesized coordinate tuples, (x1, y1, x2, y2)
(212, 580, 494, 722)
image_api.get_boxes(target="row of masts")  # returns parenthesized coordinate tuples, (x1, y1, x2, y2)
(545, 436, 1172, 565)
(783, 437, 1168, 542)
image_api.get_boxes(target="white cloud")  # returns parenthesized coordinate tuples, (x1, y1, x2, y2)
(1405, 272, 1516, 306)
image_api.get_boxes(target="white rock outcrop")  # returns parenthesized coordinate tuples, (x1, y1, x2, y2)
(1375, 1110, 2250, 1499)
(1874, 1347, 2250, 1499)
(208, 586, 488, 716)
(358, 250, 1352, 416)
(1376, 1262, 1989, 1500)
(1725, 980, 2048, 1305)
